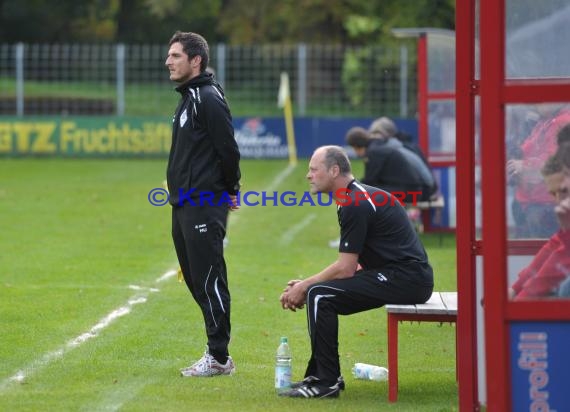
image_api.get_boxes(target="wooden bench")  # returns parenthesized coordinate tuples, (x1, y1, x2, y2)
(415, 194, 445, 210)
(385, 291, 457, 402)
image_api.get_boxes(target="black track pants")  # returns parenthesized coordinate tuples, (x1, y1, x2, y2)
(303, 266, 433, 386)
(172, 203, 231, 359)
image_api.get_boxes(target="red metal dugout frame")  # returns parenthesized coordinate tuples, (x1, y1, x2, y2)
(393, 27, 456, 233)
(456, 1, 570, 411)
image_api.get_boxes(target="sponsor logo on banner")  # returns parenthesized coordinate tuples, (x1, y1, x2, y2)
(235, 117, 288, 158)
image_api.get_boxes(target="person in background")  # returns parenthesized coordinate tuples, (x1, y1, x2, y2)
(509, 152, 570, 299)
(345, 126, 424, 205)
(506, 104, 570, 238)
(557, 123, 570, 146)
(165, 31, 241, 377)
(553, 140, 570, 297)
(279, 146, 433, 398)
(368, 116, 438, 201)
(392, 126, 432, 167)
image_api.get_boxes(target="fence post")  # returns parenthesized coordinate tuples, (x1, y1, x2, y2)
(15, 42, 24, 117)
(116, 44, 125, 116)
(399, 45, 408, 118)
(297, 43, 307, 116)
(216, 43, 226, 88)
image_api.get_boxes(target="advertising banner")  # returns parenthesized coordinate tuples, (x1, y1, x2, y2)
(510, 322, 570, 411)
(0, 116, 418, 159)
(0, 117, 171, 157)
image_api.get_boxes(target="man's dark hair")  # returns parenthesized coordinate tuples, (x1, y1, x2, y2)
(322, 145, 352, 175)
(345, 127, 371, 148)
(169, 31, 209, 72)
(557, 123, 570, 146)
(541, 153, 563, 177)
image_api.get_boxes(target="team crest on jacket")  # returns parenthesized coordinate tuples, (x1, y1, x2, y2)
(180, 109, 188, 127)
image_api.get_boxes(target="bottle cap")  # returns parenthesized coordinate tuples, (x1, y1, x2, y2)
(280, 337, 288, 343)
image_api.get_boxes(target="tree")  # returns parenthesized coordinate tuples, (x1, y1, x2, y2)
(0, 0, 97, 42)
(115, 0, 223, 43)
(0, 0, 454, 44)
(217, 0, 354, 44)
(217, 0, 454, 45)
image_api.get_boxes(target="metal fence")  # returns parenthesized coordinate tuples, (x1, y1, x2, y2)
(0, 43, 417, 118)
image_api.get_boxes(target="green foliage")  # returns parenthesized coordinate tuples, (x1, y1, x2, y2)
(0, 158, 458, 411)
(344, 15, 383, 40)
(0, 0, 454, 44)
(339, 45, 405, 115)
(341, 48, 370, 107)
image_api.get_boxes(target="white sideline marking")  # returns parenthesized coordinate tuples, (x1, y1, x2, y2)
(265, 163, 297, 192)
(0, 269, 176, 392)
(279, 213, 316, 245)
(84, 377, 152, 412)
(128, 284, 159, 292)
(156, 269, 177, 283)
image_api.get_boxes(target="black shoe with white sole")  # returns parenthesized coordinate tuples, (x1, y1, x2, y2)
(290, 375, 345, 391)
(279, 382, 341, 399)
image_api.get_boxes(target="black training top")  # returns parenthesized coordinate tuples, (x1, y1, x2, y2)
(336, 180, 433, 286)
(362, 139, 424, 203)
(167, 72, 241, 206)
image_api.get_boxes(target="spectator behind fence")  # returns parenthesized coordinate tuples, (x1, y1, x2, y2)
(368, 117, 438, 201)
(509, 153, 570, 300)
(506, 104, 570, 238)
(345, 126, 424, 205)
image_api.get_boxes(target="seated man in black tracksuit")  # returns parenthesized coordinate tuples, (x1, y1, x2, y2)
(279, 145, 433, 398)
(345, 126, 425, 205)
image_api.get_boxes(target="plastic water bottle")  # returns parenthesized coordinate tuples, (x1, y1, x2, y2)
(275, 337, 292, 393)
(352, 363, 389, 381)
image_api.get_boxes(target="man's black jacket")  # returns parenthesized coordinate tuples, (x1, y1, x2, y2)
(167, 72, 241, 206)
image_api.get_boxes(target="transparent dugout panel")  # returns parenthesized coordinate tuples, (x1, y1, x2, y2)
(427, 32, 455, 92)
(506, 0, 570, 79)
(506, 103, 570, 301)
(428, 100, 456, 155)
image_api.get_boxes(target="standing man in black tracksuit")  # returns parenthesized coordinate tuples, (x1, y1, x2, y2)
(279, 145, 433, 398)
(165, 31, 241, 377)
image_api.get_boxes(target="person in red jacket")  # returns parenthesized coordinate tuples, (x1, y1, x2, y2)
(554, 141, 570, 297)
(507, 104, 570, 238)
(510, 153, 570, 299)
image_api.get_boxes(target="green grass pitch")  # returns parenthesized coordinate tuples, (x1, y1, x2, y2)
(0, 158, 457, 411)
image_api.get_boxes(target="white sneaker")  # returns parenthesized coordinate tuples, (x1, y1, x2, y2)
(180, 352, 235, 377)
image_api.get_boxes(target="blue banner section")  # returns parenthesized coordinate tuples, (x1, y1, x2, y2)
(234, 117, 419, 158)
(510, 322, 570, 412)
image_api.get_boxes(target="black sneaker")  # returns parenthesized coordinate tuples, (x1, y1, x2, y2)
(290, 375, 345, 391)
(279, 382, 341, 399)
